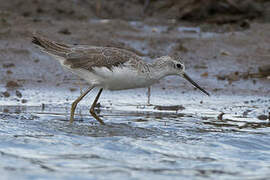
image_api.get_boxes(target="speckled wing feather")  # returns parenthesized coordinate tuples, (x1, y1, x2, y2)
(32, 35, 142, 71)
(32, 35, 72, 56)
(64, 47, 142, 71)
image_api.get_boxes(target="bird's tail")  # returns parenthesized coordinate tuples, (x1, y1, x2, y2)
(32, 34, 71, 56)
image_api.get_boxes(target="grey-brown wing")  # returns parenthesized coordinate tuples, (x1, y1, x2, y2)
(32, 35, 72, 56)
(64, 47, 141, 71)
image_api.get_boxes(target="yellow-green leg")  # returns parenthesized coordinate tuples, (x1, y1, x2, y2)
(89, 88, 105, 125)
(70, 86, 94, 123)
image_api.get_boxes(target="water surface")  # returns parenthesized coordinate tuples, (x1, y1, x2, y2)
(0, 93, 269, 180)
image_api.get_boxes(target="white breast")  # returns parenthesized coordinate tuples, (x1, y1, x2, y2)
(75, 66, 155, 90)
(94, 66, 158, 90)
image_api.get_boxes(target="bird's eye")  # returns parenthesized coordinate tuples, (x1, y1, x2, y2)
(176, 64, 182, 69)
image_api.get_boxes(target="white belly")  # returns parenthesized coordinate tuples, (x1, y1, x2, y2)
(70, 66, 157, 90)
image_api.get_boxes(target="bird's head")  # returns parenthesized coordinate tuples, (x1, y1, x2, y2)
(155, 56, 210, 96)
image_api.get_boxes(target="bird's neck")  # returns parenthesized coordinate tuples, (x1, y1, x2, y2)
(148, 62, 171, 81)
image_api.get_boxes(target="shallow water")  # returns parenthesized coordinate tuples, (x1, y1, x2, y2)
(0, 93, 269, 180)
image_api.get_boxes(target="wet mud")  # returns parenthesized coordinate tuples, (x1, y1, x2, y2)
(0, 0, 270, 179)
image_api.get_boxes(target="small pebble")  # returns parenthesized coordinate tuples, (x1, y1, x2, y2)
(220, 50, 231, 56)
(217, 75, 226, 80)
(154, 105, 185, 111)
(58, 28, 71, 35)
(16, 90, 22, 98)
(96, 103, 102, 108)
(6, 81, 20, 88)
(200, 72, 208, 77)
(257, 115, 268, 120)
(2, 91, 10, 97)
(258, 65, 270, 77)
(34, 59, 39, 63)
(6, 70, 13, 74)
(21, 99, 27, 103)
(2, 63, 15, 68)
(69, 88, 77, 92)
(239, 20, 250, 29)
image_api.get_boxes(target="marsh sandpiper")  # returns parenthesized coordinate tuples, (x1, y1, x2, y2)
(32, 35, 209, 125)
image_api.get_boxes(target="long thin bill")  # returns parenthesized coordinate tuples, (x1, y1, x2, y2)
(183, 73, 210, 96)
